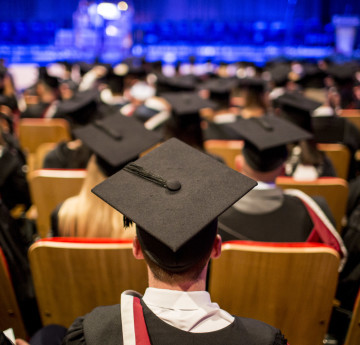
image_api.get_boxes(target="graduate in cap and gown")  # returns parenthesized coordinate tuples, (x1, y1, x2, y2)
(61, 138, 288, 345)
(50, 114, 162, 238)
(273, 92, 336, 179)
(159, 91, 217, 151)
(218, 116, 347, 267)
(42, 89, 103, 170)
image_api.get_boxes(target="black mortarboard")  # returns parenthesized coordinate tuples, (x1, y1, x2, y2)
(199, 77, 239, 95)
(73, 114, 162, 176)
(156, 74, 198, 93)
(39, 71, 60, 90)
(198, 77, 239, 108)
(106, 69, 125, 94)
(160, 91, 218, 116)
(55, 89, 100, 126)
(237, 77, 266, 93)
(225, 116, 312, 172)
(327, 63, 356, 84)
(92, 138, 257, 271)
(274, 92, 322, 132)
(267, 63, 291, 87)
(275, 92, 322, 113)
(160, 91, 217, 149)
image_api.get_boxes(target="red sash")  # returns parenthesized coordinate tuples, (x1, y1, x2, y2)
(121, 291, 151, 345)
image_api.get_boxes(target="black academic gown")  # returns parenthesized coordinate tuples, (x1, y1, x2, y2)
(0, 202, 41, 336)
(43, 142, 92, 169)
(0, 144, 31, 211)
(62, 301, 287, 345)
(218, 188, 336, 243)
(219, 193, 314, 242)
(312, 116, 360, 180)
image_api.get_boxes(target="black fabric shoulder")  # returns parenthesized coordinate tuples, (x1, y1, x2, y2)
(62, 316, 86, 345)
(62, 305, 122, 345)
(83, 305, 122, 345)
(235, 317, 285, 345)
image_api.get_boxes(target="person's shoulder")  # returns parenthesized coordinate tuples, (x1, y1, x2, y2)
(233, 316, 288, 344)
(63, 305, 122, 345)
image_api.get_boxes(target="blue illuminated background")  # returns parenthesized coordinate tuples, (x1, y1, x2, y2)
(1, 0, 360, 64)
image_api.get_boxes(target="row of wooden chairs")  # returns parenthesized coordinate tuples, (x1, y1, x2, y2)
(1, 239, 359, 345)
(26, 168, 348, 239)
(17, 118, 71, 174)
(17, 118, 357, 179)
(28, 169, 87, 238)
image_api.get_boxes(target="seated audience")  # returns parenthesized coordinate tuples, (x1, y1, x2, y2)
(218, 116, 346, 263)
(237, 77, 268, 118)
(274, 92, 336, 179)
(21, 67, 60, 119)
(160, 91, 217, 151)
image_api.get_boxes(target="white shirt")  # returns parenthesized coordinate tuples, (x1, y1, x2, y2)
(142, 288, 234, 333)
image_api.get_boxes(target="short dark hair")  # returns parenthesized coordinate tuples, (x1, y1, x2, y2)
(137, 219, 218, 284)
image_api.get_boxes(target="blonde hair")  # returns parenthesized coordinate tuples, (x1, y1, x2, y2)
(57, 155, 135, 238)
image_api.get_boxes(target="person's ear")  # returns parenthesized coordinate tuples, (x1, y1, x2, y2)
(235, 154, 244, 172)
(132, 237, 144, 260)
(211, 234, 222, 259)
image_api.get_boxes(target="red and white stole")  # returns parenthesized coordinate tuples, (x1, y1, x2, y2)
(121, 290, 151, 345)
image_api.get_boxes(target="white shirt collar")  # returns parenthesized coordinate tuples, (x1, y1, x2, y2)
(143, 288, 213, 311)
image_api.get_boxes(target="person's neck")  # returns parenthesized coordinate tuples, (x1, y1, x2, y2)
(147, 266, 207, 292)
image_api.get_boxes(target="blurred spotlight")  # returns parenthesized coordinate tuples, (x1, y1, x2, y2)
(106, 25, 119, 36)
(97, 2, 121, 20)
(118, 1, 129, 11)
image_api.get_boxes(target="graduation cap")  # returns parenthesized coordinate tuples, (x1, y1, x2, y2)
(38, 67, 60, 90)
(160, 91, 218, 149)
(106, 69, 125, 94)
(55, 89, 100, 126)
(237, 77, 266, 93)
(198, 77, 239, 108)
(275, 92, 322, 112)
(156, 74, 198, 93)
(92, 138, 257, 271)
(160, 91, 217, 116)
(274, 92, 322, 132)
(225, 116, 312, 172)
(267, 63, 291, 87)
(327, 63, 356, 84)
(73, 114, 162, 176)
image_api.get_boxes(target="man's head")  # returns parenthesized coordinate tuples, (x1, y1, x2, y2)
(224, 116, 312, 181)
(92, 138, 256, 286)
(133, 219, 221, 286)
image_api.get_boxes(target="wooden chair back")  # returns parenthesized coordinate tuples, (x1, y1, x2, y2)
(340, 109, 360, 132)
(317, 143, 351, 179)
(28, 238, 148, 328)
(28, 169, 87, 238)
(344, 288, 360, 345)
(276, 176, 348, 233)
(27, 142, 57, 173)
(18, 118, 71, 154)
(204, 140, 244, 170)
(209, 241, 340, 345)
(0, 249, 27, 338)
